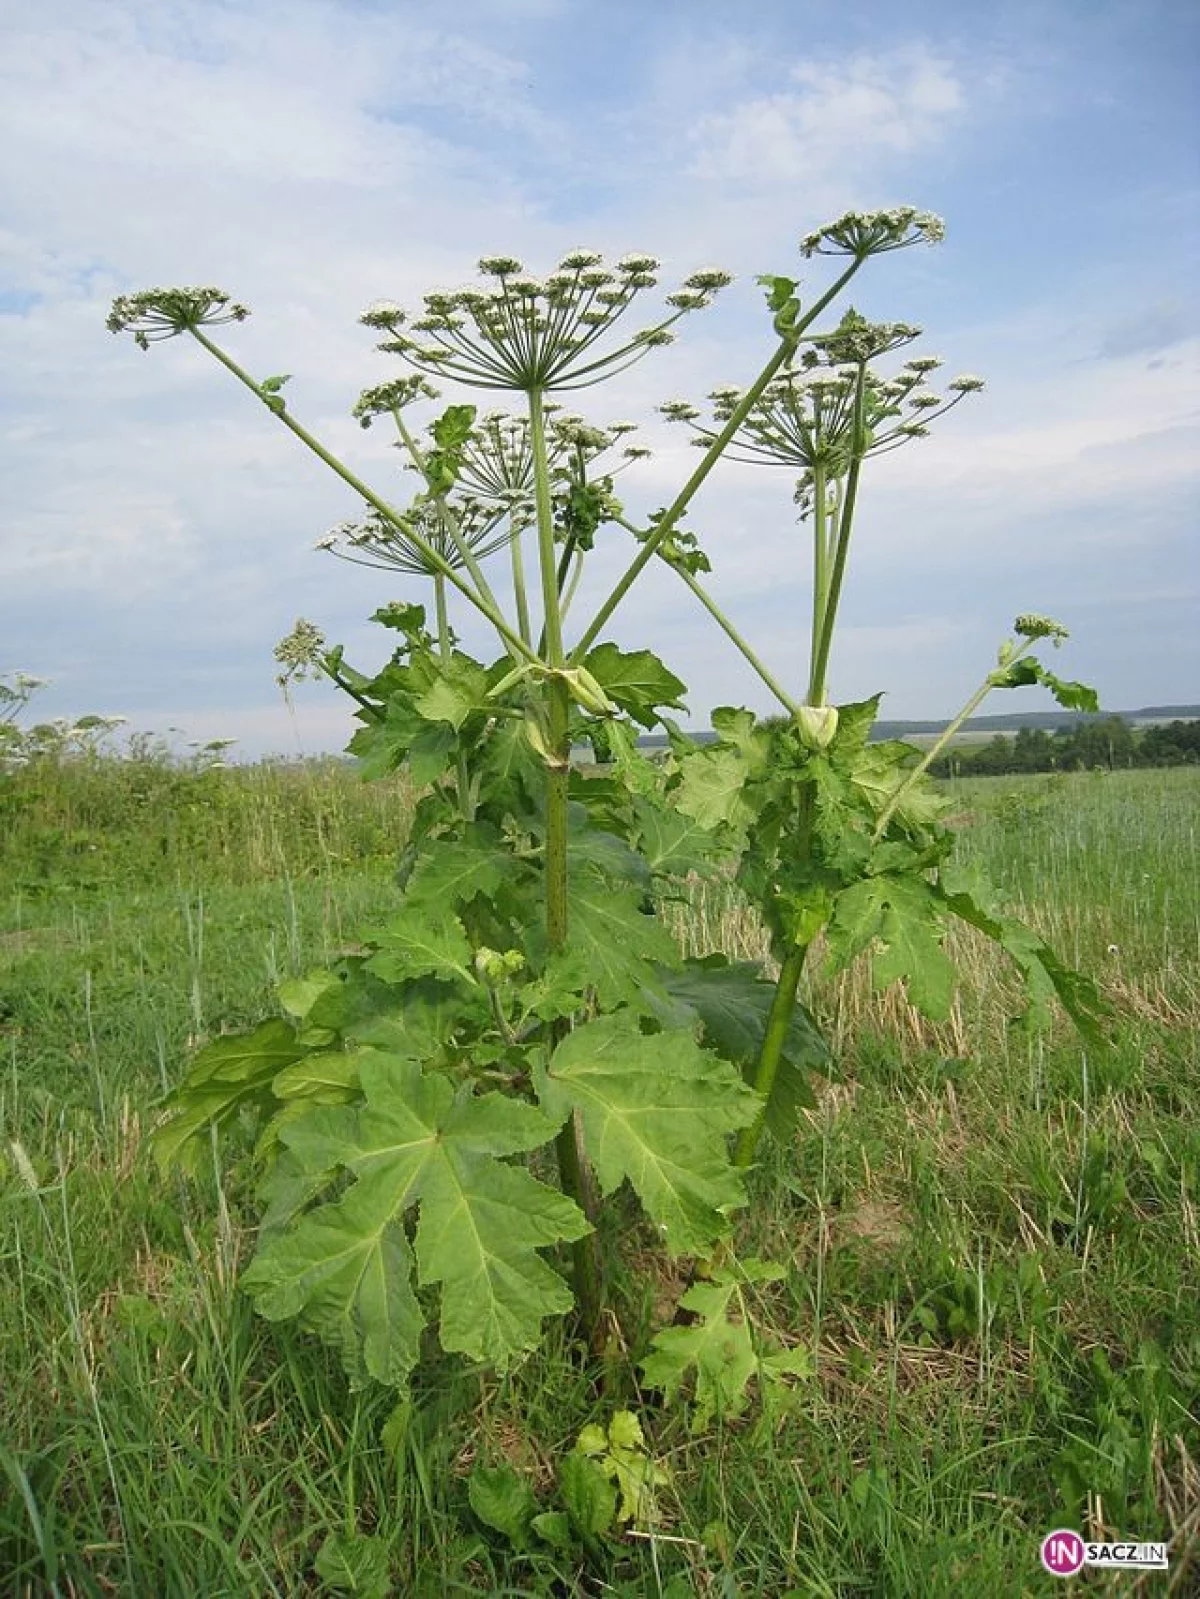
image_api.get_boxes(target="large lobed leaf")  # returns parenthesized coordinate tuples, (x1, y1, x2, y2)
(535, 1012, 760, 1255)
(242, 1051, 586, 1387)
(641, 1259, 811, 1429)
(825, 874, 957, 1020)
(646, 955, 830, 1142)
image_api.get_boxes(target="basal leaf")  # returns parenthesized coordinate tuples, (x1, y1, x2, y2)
(582, 643, 687, 728)
(469, 1463, 538, 1551)
(271, 1049, 361, 1104)
(640, 1260, 810, 1430)
(242, 1168, 424, 1388)
(536, 1013, 759, 1255)
(150, 1018, 308, 1175)
(313, 1531, 392, 1597)
(559, 1450, 617, 1541)
(245, 1053, 584, 1383)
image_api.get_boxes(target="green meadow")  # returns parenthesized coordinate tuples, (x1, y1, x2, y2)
(1, 757, 1196, 1596)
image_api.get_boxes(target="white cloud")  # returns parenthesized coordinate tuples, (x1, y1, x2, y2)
(688, 48, 964, 191)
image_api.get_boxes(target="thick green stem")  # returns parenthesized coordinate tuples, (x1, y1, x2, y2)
(531, 392, 602, 1325)
(434, 576, 475, 823)
(613, 516, 798, 715)
(544, 673, 603, 1329)
(573, 257, 868, 660)
(808, 366, 868, 705)
(734, 943, 810, 1167)
(528, 389, 564, 666)
(508, 515, 533, 647)
(187, 328, 537, 665)
(736, 784, 816, 1168)
(810, 461, 829, 704)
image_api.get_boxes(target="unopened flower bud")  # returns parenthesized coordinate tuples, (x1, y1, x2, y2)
(796, 704, 839, 750)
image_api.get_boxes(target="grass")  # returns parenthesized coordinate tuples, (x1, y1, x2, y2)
(1, 757, 1197, 1595)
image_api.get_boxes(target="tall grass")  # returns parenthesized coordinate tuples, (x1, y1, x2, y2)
(1, 759, 1196, 1594)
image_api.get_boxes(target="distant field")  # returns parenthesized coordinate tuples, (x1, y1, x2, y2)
(1, 759, 1197, 1594)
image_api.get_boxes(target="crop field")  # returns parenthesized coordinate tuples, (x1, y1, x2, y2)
(1, 758, 1197, 1596)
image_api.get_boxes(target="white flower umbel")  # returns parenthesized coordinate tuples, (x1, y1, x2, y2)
(359, 250, 733, 393)
(320, 499, 512, 578)
(800, 207, 946, 259)
(107, 288, 250, 349)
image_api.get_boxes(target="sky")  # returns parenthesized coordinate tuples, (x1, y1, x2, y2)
(2, 0, 1198, 758)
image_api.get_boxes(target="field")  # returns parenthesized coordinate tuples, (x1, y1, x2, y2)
(1, 758, 1197, 1596)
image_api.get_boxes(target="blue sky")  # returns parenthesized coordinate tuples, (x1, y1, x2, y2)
(2, 0, 1197, 757)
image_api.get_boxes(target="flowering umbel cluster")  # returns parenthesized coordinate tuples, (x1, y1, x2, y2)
(661, 310, 985, 518)
(800, 207, 946, 259)
(273, 618, 327, 688)
(359, 251, 733, 392)
(353, 376, 441, 426)
(107, 288, 250, 348)
(316, 498, 512, 578)
(451, 409, 649, 514)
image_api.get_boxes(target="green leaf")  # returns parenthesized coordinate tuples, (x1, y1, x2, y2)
(365, 906, 477, 987)
(271, 1050, 361, 1105)
(402, 838, 509, 911)
(710, 706, 771, 774)
(641, 1260, 811, 1430)
(825, 876, 956, 1020)
(536, 1013, 759, 1255)
(277, 969, 344, 1023)
(559, 1451, 617, 1541)
(414, 655, 491, 730)
(150, 1019, 308, 1175)
(244, 1053, 584, 1384)
(563, 872, 680, 1008)
(937, 864, 1110, 1043)
(829, 694, 883, 761)
(632, 795, 721, 877)
(313, 1531, 391, 1597)
(469, 1463, 537, 1551)
(848, 742, 948, 829)
(646, 955, 828, 1139)
(582, 643, 687, 728)
(531, 1510, 573, 1551)
(406, 723, 458, 787)
(987, 655, 1099, 714)
(673, 745, 753, 831)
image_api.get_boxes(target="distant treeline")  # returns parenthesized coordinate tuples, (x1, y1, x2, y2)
(928, 717, 1200, 778)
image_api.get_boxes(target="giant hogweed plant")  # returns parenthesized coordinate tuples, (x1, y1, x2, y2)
(108, 208, 1106, 1417)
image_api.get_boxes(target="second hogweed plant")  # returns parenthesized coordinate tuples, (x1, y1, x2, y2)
(108, 207, 1108, 1418)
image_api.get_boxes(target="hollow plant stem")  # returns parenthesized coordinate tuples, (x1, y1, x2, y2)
(186, 328, 537, 665)
(391, 410, 508, 623)
(734, 942, 810, 1168)
(735, 784, 816, 1169)
(434, 574, 475, 823)
(528, 387, 604, 1329)
(508, 515, 533, 647)
(612, 516, 799, 715)
(808, 366, 867, 705)
(574, 257, 868, 658)
(872, 637, 1040, 840)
